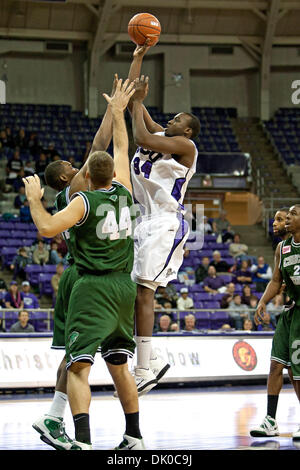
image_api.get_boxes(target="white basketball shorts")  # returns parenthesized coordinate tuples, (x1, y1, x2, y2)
(131, 212, 189, 290)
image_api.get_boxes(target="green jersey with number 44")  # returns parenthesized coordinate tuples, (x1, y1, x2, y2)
(71, 182, 135, 274)
(280, 236, 300, 306)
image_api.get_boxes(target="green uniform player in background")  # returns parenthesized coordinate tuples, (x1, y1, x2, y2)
(25, 78, 145, 450)
(252, 205, 300, 441)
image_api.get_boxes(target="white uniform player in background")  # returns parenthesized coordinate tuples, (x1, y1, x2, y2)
(127, 47, 201, 395)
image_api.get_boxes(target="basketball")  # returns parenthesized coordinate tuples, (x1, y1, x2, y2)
(128, 13, 161, 47)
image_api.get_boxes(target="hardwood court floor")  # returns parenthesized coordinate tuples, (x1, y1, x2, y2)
(1, 385, 300, 451)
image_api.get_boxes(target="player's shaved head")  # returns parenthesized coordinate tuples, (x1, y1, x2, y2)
(87, 151, 114, 188)
(44, 160, 68, 191)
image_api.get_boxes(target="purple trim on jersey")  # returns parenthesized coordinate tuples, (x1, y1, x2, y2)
(171, 177, 186, 201)
(153, 213, 189, 282)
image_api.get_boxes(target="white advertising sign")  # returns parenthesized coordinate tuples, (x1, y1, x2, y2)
(0, 334, 280, 389)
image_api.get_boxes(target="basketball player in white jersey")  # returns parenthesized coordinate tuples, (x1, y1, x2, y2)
(126, 45, 200, 395)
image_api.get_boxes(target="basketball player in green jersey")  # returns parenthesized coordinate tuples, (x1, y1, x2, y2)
(32, 77, 117, 450)
(251, 205, 300, 441)
(24, 78, 145, 450)
(250, 208, 300, 437)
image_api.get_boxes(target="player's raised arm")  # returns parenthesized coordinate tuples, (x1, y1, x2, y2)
(69, 74, 118, 197)
(23, 174, 85, 237)
(103, 78, 136, 193)
(127, 42, 163, 134)
(254, 242, 283, 324)
(131, 76, 196, 168)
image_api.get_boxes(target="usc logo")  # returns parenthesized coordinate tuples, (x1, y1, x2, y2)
(232, 341, 257, 371)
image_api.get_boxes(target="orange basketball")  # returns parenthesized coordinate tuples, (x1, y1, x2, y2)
(128, 13, 161, 47)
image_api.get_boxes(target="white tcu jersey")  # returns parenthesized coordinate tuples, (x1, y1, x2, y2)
(130, 132, 198, 215)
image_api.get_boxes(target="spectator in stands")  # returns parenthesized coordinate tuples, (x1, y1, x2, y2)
(195, 256, 210, 284)
(234, 259, 252, 285)
(5, 281, 24, 309)
(44, 142, 60, 161)
(9, 310, 35, 333)
(14, 128, 28, 150)
(0, 318, 6, 332)
(227, 294, 250, 330)
(10, 247, 31, 281)
(14, 186, 26, 209)
(24, 159, 36, 177)
(0, 278, 8, 291)
(243, 318, 254, 331)
(248, 295, 259, 322)
(256, 312, 276, 332)
(35, 152, 49, 182)
(153, 298, 163, 312)
(220, 282, 236, 308)
(51, 262, 64, 298)
(27, 132, 40, 158)
(155, 286, 177, 308)
(267, 293, 284, 320)
(20, 199, 33, 223)
(209, 250, 230, 273)
(183, 314, 198, 333)
(5, 127, 15, 148)
(241, 285, 253, 306)
(251, 255, 272, 292)
(0, 129, 9, 148)
(6, 149, 23, 185)
(229, 234, 249, 260)
(170, 322, 180, 332)
(52, 233, 68, 259)
(33, 240, 49, 266)
(177, 287, 194, 310)
(202, 216, 213, 234)
(154, 314, 171, 333)
(49, 241, 64, 265)
(203, 266, 226, 294)
(13, 167, 26, 193)
(214, 210, 235, 243)
(21, 281, 39, 310)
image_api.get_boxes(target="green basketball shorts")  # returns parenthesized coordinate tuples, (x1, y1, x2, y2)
(65, 271, 136, 369)
(51, 263, 79, 349)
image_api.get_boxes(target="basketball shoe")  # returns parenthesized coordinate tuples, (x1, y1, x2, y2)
(150, 357, 170, 381)
(292, 427, 300, 440)
(249, 415, 280, 437)
(70, 441, 92, 450)
(32, 414, 74, 450)
(114, 434, 146, 450)
(113, 367, 157, 398)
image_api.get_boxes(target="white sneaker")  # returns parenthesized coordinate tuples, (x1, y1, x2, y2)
(114, 434, 146, 450)
(249, 415, 280, 437)
(292, 427, 300, 440)
(150, 357, 170, 381)
(70, 440, 92, 450)
(113, 367, 157, 398)
(32, 414, 74, 450)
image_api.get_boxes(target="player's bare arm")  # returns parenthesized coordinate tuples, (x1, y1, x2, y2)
(127, 42, 163, 134)
(131, 77, 195, 168)
(23, 174, 85, 237)
(69, 75, 118, 197)
(103, 78, 135, 193)
(254, 243, 283, 324)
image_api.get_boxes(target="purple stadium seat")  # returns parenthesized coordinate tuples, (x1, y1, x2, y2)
(1, 247, 17, 267)
(202, 301, 220, 309)
(194, 292, 214, 302)
(189, 285, 203, 293)
(3, 310, 19, 330)
(25, 265, 44, 285)
(42, 265, 58, 273)
(218, 274, 232, 283)
(195, 311, 211, 329)
(210, 311, 230, 329)
(38, 273, 54, 298)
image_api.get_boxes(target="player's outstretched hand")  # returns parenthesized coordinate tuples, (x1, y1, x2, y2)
(103, 78, 135, 112)
(132, 75, 149, 102)
(133, 39, 151, 59)
(22, 174, 44, 202)
(254, 301, 266, 325)
(110, 73, 119, 97)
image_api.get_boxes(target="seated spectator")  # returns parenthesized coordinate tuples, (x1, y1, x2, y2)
(27, 132, 40, 158)
(14, 186, 27, 209)
(267, 293, 284, 317)
(51, 262, 64, 298)
(248, 295, 259, 321)
(210, 250, 230, 273)
(33, 240, 49, 266)
(229, 234, 249, 259)
(241, 285, 253, 306)
(5, 281, 24, 309)
(228, 294, 250, 330)
(0, 129, 9, 148)
(20, 199, 33, 223)
(203, 266, 226, 294)
(183, 314, 198, 333)
(177, 287, 194, 310)
(0, 318, 6, 332)
(220, 323, 234, 332)
(13, 168, 26, 193)
(21, 281, 39, 309)
(154, 314, 172, 333)
(5, 126, 15, 148)
(14, 128, 28, 150)
(243, 318, 255, 331)
(155, 286, 177, 308)
(153, 298, 163, 312)
(0, 278, 8, 291)
(234, 260, 252, 285)
(195, 256, 210, 284)
(52, 233, 68, 259)
(170, 322, 180, 332)
(49, 241, 64, 265)
(24, 159, 36, 176)
(6, 149, 23, 185)
(214, 210, 235, 243)
(220, 282, 236, 308)
(45, 142, 60, 160)
(256, 312, 276, 332)
(9, 310, 35, 333)
(10, 247, 31, 281)
(251, 256, 272, 292)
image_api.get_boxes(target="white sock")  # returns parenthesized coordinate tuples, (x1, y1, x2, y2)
(135, 336, 152, 370)
(48, 391, 68, 419)
(150, 348, 157, 361)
